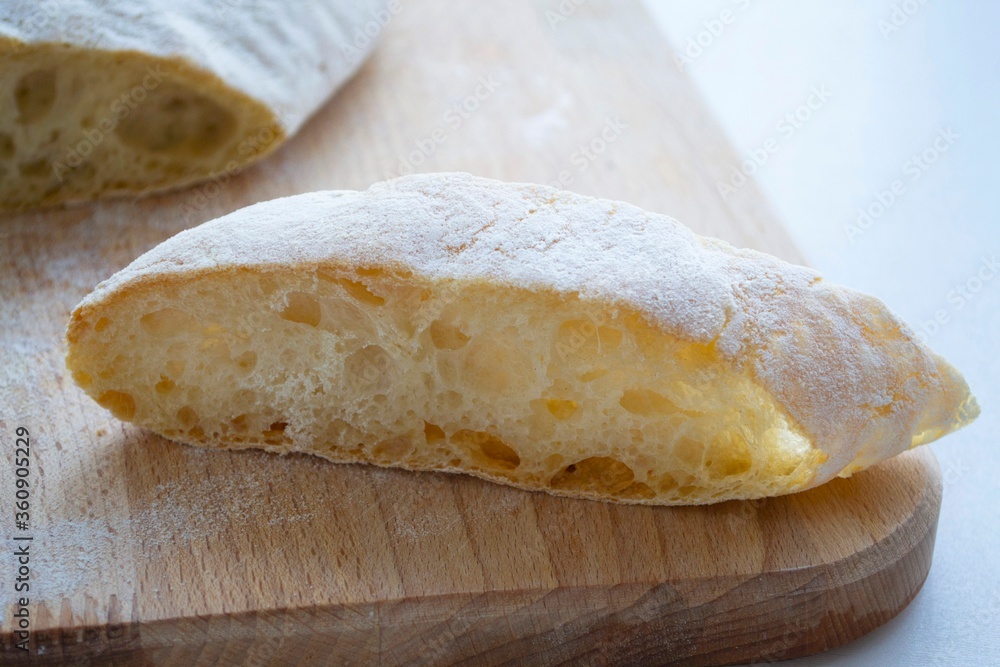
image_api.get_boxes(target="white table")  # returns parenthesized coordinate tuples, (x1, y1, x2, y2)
(641, 1, 1000, 664)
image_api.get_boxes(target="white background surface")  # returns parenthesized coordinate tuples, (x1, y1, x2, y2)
(639, 1, 999, 664)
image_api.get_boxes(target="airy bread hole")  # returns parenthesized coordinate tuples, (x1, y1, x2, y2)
(97, 390, 136, 420)
(452, 430, 521, 470)
(545, 399, 578, 420)
(234, 351, 257, 372)
(550, 457, 635, 495)
(579, 369, 607, 383)
(0, 133, 14, 159)
(231, 414, 250, 432)
(262, 421, 289, 444)
(620, 389, 682, 417)
(18, 159, 50, 179)
(15, 69, 57, 124)
(115, 84, 236, 157)
(424, 421, 446, 443)
(338, 278, 385, 306)
(621, 482, 656, 500)
(281, 292, 322, 327)
(657, 474, 680, 494)
(140, 307, 195, 335)
(373, 435, 412, 461)
(177, 406, 199, 430)
(94, 317, 111, 333)
(155, 375, 176, 394)
(705, 431, 753, 479)
(430, 320, 470, 350)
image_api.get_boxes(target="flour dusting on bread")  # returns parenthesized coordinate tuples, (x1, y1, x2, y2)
(67, 173, 979, 504)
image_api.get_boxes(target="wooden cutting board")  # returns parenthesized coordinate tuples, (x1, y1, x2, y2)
(0, 0, 942, 665)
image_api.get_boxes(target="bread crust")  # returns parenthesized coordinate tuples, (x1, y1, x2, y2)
(67, 173, 979, 502)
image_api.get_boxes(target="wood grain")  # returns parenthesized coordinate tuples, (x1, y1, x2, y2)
(0, 0, 941, 665)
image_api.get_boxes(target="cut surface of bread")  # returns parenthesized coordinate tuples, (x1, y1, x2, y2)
(66, 173, 979, 505)
(0, 44, 278, 210)
(0, 0, 389, 211)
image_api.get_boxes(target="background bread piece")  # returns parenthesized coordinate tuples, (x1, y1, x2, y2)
(0, 0, 391, 211)
(66, 173, 979, 505)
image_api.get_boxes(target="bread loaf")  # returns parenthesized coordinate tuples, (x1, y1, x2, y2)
(66, 173, 979, 505)
(0, 0, 390, 211)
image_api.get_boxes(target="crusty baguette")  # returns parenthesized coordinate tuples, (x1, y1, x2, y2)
(0, 0, 390, 211)
(66, 173, 979, 505)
